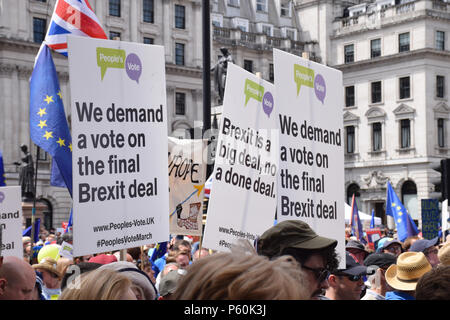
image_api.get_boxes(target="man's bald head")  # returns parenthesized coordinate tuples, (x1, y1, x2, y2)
(0, 256, 36, 300)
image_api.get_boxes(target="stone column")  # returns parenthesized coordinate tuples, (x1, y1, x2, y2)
(0, 63, 16, 163)
(18, 66, 32, 148)
(129, 0, 138, 42)
(162, 0, 172, 62)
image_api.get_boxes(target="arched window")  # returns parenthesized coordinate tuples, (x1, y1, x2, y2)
(347, 183, 360, 207)
(38, 198, 53, 231)
(401, 180, 418, 220)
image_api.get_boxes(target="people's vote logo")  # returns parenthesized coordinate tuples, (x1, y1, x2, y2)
(96, 47, 142, 83)
(244, 79, 274, 118)
(293, 64, 326, 104)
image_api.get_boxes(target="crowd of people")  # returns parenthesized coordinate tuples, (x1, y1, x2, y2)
(0, 220, 449, 301)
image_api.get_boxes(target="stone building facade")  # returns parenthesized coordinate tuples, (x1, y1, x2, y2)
(0, 0, 305, 228)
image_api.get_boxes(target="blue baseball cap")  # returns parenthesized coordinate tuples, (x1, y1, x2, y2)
(409, 237, 439, 253)
(376, 237, 393, 252)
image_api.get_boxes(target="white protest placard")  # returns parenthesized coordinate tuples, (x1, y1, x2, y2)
(168, 137, 206, 236)
(59, 241, 74, 259)
(0, 186, 23, 257)
(274, 49, 345, 267)
(203, 63, 278, 252)
(68, 36, 169, 256)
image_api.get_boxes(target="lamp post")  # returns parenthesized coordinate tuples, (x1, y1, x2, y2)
(202, 0, 213, 180)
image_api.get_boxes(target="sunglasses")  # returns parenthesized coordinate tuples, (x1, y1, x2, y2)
(336, 273, 362, 282)
(302, 265, 330, 283)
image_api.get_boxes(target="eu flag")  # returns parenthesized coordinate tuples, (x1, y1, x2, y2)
(29, 45, 72, 196)
(65, 207, 73, 233)
(370, 209, 375, 229)
(350, 194, 366, 244)
(22, 218, 41, 244)
(0, 150, 6, 186)
(150, 242, 168, 263)
(386, 181, 419, 242)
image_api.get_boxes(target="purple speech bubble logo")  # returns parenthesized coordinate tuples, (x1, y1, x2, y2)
(262, 91, 274, 118)
(314, 74, 326, 104)
(0, 192, 4, 203)
(125, 53, 142, 84)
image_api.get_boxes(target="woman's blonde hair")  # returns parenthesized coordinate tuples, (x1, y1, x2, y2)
(172, 242, 309, 300)
(59, 268, 133, 300)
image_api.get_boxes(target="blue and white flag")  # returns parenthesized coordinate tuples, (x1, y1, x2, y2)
(386, 181, 419, 242)
(29, 44, 73, 196)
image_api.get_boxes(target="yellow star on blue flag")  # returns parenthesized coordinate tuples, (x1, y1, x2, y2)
(385, 181, 418, 241)
(29, 44, 72, 195)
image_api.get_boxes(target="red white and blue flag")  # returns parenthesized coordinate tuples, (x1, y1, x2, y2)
(44, 0, 107, 56)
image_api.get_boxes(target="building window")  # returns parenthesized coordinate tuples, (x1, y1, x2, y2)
(175, 43, 185, 65)
(256, 0, 268, 12)
(346, 126, 355, 153)
(262, 25, 272, 37)
(399, 76, 410, 99)
(228, 0, 240, 6)
(280, 0, 291, 17)
(109, 31, 121, 40)
(345, 86, 355, 107)
(237, 25, 247, 32)
(436, 31, 445, 51)
(401, 180, 418, 221)
(286, 29, 296, 41)
(38, 149, 48, 161)
(371, 39, 381, 58)
(399, 32, 410, 52)
(175, 92, 186, 115)
(143, 0, 154, 23)
(244, 59, 253, 73)
(269, 63, 274, 83)
(33, 17, 46, 43)
(372, 122, 382, 151)
(437, 75, 445, 98)
(438, 118, 445, 148)
(109, 0, 121, 17)
(175, 5, 185, 29)
(143, 37, 154, 45)
(400, 119, 411, 148)
(371, 81, 382, 104)
(344, 44, 354, 64)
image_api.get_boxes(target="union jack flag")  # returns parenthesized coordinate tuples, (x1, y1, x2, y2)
(44, 0, 107, 56)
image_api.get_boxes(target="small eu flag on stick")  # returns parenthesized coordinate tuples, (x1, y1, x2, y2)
(386, 181, 419, 242)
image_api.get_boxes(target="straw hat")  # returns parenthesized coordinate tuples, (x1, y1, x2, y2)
(32, 257, 62, 279)
(385, 252, 431, 291)
(438, 242, 450, 266)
